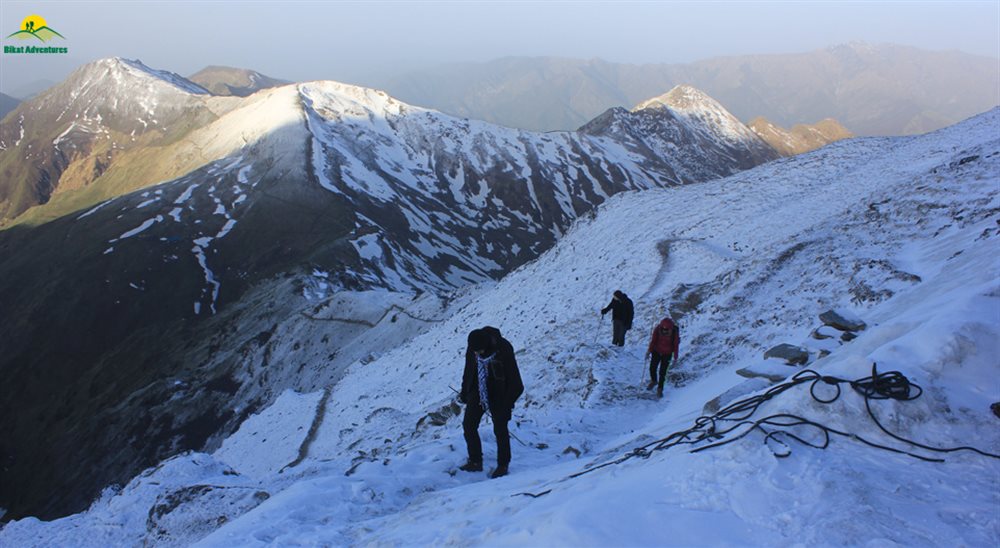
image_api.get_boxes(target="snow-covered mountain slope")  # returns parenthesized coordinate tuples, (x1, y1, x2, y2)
(297, 79, 694, 292)
(580, 84, 780, 182)
(0, 62, 782, 522)
(4, 108, 996, 546)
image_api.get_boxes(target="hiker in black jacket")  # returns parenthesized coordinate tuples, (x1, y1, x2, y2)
(601, 290, 634, 346)
(458, 326, 524, 478)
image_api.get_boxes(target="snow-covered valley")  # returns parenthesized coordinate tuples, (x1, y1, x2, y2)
(2, 103, 997, 546)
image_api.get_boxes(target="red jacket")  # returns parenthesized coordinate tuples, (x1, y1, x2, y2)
(648, 318, 680, 356)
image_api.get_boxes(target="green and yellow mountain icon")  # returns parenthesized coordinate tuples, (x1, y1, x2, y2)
(7, 15, 65, 42)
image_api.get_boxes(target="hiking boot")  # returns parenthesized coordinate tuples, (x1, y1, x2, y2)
(490, 465, 508, 479)
(459, 459, 483, 472)
(657, 386, 664, 398)
(646, 381, 656, 391)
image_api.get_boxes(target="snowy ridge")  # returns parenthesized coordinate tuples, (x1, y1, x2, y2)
(4, 108, 997, 546)
(111, 58, 210, 96)
(295, 79, 769, 293)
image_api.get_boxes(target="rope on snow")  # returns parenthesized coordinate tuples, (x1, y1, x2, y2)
(513, 363, 1000, 498)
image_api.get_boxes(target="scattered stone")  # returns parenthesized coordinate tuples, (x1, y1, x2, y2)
(819, 309, 867, 332)
(703, 378, 773, 415)
(811, 325, 840, 340)
(563, 446, 581, 458)
(840, 332, 858, 342)
(736, 361, 796, 382)
(415, 401, 461, 431)
(764, 343, 810, 365)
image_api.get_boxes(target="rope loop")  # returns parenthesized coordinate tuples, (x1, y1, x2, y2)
(524, 362, 999, 499)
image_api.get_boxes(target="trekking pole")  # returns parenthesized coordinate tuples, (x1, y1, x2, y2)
(509, 427, 529, 447)
(594, 314, 604, 343)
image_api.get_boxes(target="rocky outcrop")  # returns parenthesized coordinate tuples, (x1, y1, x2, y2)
(819, 309, 867, 332)
(749, 117, 853, 156)
(764, 343, 810, 365)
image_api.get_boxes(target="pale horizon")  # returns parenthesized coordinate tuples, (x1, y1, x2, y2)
(1, 0, 998, 98)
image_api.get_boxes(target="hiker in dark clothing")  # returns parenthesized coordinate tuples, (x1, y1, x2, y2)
(601, 290, 634, 346)
(645, 316, 680, 398)
(458, 326, 524, 478)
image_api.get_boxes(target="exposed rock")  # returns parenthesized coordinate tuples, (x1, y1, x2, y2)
(811, 325, 840, 340)
(415, 401, 462, 430)
(749, 116, 853, 156)
(736, 361, 797, 383)
(819, 309, 867, 331)
(703, 378, 773, 415)
(841, 332, 858, 342)
(763, 344, 810, 365)
(145, 485, 269, 546)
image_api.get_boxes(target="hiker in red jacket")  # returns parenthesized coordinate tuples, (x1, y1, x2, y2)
(645, 317, 680, 398)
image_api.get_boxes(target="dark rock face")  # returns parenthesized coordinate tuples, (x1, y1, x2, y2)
(819, 309, 867, 332)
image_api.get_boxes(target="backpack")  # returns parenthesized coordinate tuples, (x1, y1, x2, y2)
(652, 318, 678, 355)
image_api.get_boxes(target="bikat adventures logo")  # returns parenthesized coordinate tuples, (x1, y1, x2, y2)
(4, 14, 68, 54)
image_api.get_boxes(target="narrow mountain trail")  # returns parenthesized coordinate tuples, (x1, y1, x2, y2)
(194, 338, 687, 547)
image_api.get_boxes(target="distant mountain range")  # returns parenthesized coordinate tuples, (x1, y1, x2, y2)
(0, 57, 778, 521)
(188, 66, 288, 97)
(378, 42, 999, 136)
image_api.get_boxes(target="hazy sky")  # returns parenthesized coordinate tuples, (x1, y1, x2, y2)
(1, 0, 998, 97)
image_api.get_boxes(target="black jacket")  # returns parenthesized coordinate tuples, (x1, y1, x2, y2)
(602, 294, 634, 329)
(460, 326, 524, 417)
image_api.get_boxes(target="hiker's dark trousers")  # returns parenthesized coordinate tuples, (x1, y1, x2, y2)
(650, 351, 673, 389)
(612, 319, 627, 346)
(463, 403, 511, 466)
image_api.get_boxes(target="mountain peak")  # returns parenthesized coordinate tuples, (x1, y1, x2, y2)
(83, 57, 209, 95)
(633, 84, 722, 114)
(628, 85, 778, 160)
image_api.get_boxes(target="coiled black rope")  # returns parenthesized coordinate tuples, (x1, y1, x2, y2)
(514, 363, 1000, 498)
